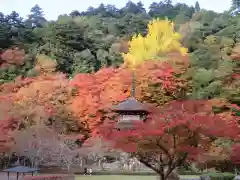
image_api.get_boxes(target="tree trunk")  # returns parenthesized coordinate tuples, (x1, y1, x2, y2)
(67, 164, 71, 174)
(166, 171, 180, 180)
(156, 174, 165, 180)
(80, 159, 83, 168)
(156, 171, 180, 180)
(99, 159, 103, 170)
(31, 158, 35, 168)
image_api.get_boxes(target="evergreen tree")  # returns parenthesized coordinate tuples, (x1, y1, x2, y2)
(122, 1, 146, 14)
(26, 4, 47, 28)
(0, 13, 12, 50)
(136, 1, 146, 13)
(69, 10, 81, 17)
(195, 1, 201, 12)
(232, 0, 240, 9)
(164, 0, 173, 7)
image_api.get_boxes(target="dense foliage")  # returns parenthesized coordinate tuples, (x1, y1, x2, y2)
(98, 100, 239, 179)
(0, 0, 239, 176)
(0, 1, 197, 79)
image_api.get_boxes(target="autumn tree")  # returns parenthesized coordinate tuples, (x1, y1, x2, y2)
(8, 74, 68, 129)
(4, 55, 84, 135)
(122, 19, 188, 69)
(0, 47, 34, 82)
(70, 54, 189, 132)
(70, 19, 189, 132)
(0, 48, 25, 67)
(12, 123, 82, 172)
(98, 100, 240, 180)
(0, 55, 89, 154)
(12, 123, 57, 167)
(0, 95, 19, 153)
(80, 136, 122, 170)
(45, 136, 80, 173)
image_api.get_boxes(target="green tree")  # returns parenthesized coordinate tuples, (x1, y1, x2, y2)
(195, 1, 201, 12)
(122, 1, 146, 14)
(0, 13, 12, 50)
(149, 1, 173, 18)
(232, 0, 240, 9)
(26, 4, 47, 28)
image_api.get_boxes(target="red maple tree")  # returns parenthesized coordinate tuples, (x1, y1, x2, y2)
(97, 100, 240, 180)
(70, 54, 189, 132)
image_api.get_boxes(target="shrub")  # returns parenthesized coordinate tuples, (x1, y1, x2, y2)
(24, 175, 75, 180)
(201, 173, 235, 180)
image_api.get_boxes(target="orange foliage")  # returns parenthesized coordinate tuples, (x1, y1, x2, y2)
(70, 67, 131, 131)
(0, 72, 88, 152)
(199, 144, 231, 163)
(0, 47, 26, 67)
(14, 73, 69, 106)
(70, 54, 189, 131)
(0, 96, 19, 152)
(0, 76, 34, 96)
(34, 55, 58, 73)
(0, 72, 82, 135)
(204, 98, 240, 120)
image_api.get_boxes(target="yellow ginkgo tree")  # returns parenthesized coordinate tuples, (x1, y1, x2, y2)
(122, 18, 188, 69)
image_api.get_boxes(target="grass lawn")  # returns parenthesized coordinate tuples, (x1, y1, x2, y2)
(75, 175, 199, 180)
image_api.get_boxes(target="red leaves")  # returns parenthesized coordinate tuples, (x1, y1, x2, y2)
(70, 68, 131, 130)
(70, 59, 188, 132)
(98, 100, 240, 168)
(231, 104, 240, 111)
(232, 73, 240, 79)
(139, 62, 177, 91)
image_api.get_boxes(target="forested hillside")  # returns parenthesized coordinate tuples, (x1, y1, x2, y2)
(0, 1, 204, 78)
(0, 1, 239, 103)
(0, 0, 239, 172)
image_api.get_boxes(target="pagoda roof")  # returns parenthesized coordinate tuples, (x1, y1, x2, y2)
(112, 97, 147, 112)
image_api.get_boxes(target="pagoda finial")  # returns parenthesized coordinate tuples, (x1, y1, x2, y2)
(130, 70, 136, 97)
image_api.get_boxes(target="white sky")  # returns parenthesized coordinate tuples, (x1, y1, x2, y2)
(0, 0, 232, 20)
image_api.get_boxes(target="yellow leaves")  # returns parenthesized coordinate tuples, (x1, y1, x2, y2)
(204, 35, 217, 45)
(35, 54, 57, 73)
(180, 48, 188, 55)
(123, 19, 188, 69)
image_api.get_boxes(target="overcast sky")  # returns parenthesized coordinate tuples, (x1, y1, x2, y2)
(0, 0, 232, 20)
